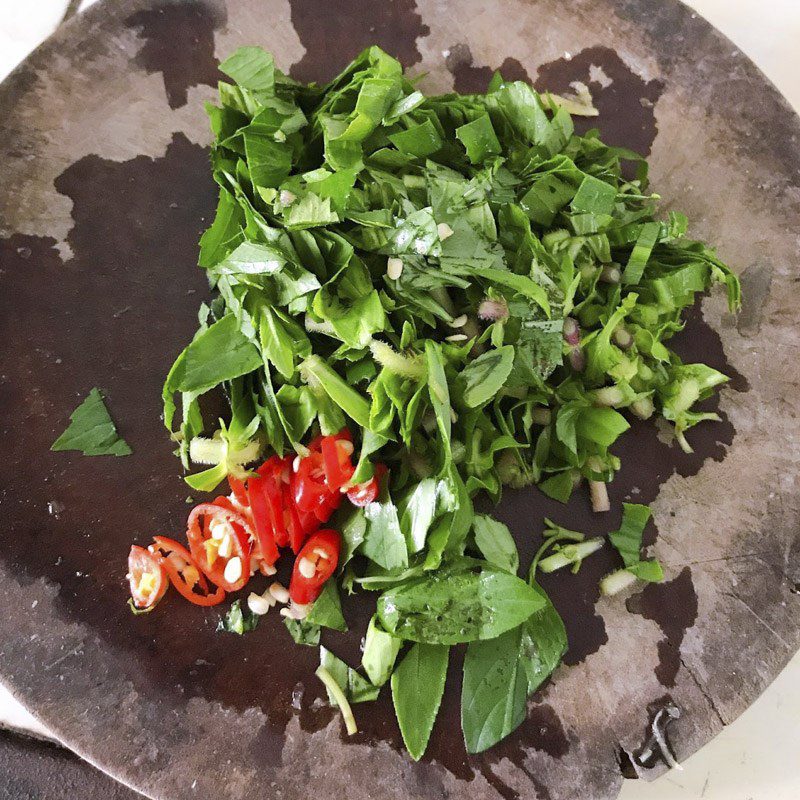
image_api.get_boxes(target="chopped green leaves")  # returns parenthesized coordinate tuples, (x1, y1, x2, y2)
(603, 503, 663, 593)
(217, 600, 260, 635)
(52, 388, 131, 456)
(457, 346, 515, 408)
(157, 43, 741, 760)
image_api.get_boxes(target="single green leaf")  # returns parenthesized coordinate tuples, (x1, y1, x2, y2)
(306, 580, 348, 631)
(284, 617, 321, 646)
(219, 47, 275, 93)
(458, 346, 515, 408)
(51, 388, 131, 456)
(362, 615, 402, 686)
(472, 515, 519, 573)
(456, 114, 501, 164)
(608, 503, 652, 567)
(392, 642, 449, 760)
(571, 175, 616, 216)
(377, 562, 546, 644)
(171, 315, 262, 395)
(462, 625, 529, 753)
(399, 478, 439, 553)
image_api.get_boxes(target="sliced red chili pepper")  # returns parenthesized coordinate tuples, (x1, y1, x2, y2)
(187, 503, 252, 593)
(307, 428, 352, 453)
(212, 495, 238, 514)
(228, 475, 249, 506)
(289, 529, 341, 605)
(291, 452, 333, 515)
(128, 544, 168, 610)
(151, 536, 225, 607)
(284, 484, 320, 553)
(246, 476, 280, 567)
(320, 435, 355, 491)
(346, 463, 387, 507)
(257, 454, 292, 483)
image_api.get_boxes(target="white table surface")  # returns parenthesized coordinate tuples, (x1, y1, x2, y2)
(1, 1, 798, 798)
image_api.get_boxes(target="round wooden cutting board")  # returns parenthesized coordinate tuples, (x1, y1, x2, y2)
(1, 1, 798, 798)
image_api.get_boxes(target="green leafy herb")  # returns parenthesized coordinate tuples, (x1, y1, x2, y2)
(462, 625, 530, 753)
(391, 642, 449, 760)
(472, 515, 519, 573)
(159, 44, 742, 756)
(306, 580, 348, 631)
(284, 617, 321, 646)
(377, 562, 546, 644)
(319, 647, 380, 705)
(217, 600, 260, 635)
(602, 503, 663, 593)
(52, 388, 131, 456)
(361, 615, 402, 686)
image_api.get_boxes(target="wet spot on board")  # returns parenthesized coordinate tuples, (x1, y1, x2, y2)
(627, 569, 698, 687)
(536, 46, 664, 155)
(287, 0, 429, 83)
(127, 4, 225, 109)
(445, 43, 531, 94)
(736, 262, 774, 337)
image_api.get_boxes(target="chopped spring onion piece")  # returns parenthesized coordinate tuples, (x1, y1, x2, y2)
(599, 568, 639, 596)
(592, 386, 625, 408)
(589, 480, 611, 512)
(630, 397, 655, 420)
(189, 435, 261, 466)
(538, 537, 605, 574)
(316, 666, 358, 735)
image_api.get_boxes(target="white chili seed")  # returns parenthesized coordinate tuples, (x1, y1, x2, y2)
(386, 257, 403, 280)
(247, 592, 273, 616)
(223, 556, 243, 584)
(269, 582, 290, 604)
(437, 222, 454, 240)
(312, 547, 330, 560)
(298, 557, 316, 579)
(217, 533, 233, 560)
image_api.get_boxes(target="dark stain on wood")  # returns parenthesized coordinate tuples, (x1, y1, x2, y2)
(627, 569, 699, 686)
(127, 4, 225, 109)
(445, 43, 531, 94)
(536, 46, 664, 155)
(287, 0, 429, 83)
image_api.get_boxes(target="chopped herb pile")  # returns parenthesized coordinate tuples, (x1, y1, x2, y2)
(149, 46, 740, 758)
(52, 388, 131, 456)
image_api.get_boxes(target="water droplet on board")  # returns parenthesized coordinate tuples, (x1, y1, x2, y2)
(47, 499, 65, 518)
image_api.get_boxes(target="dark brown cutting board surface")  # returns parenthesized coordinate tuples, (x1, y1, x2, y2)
(1, 1, 799, 799)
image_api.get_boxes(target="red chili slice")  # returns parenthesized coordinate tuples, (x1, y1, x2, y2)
(151, 536, 225, 607)
(289, 529, 341, 605)
(128, 544, 168, 610)
(307, 428, 352, 453)
(320, 435, 355, 491)
(187, 503, 252, 592)
(291, 452, 334, 515)
(284, 484, 321, 553)
(346, 463, 387, 507)
(246, 476, 280, 567)
(228, 475, 249, 506)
